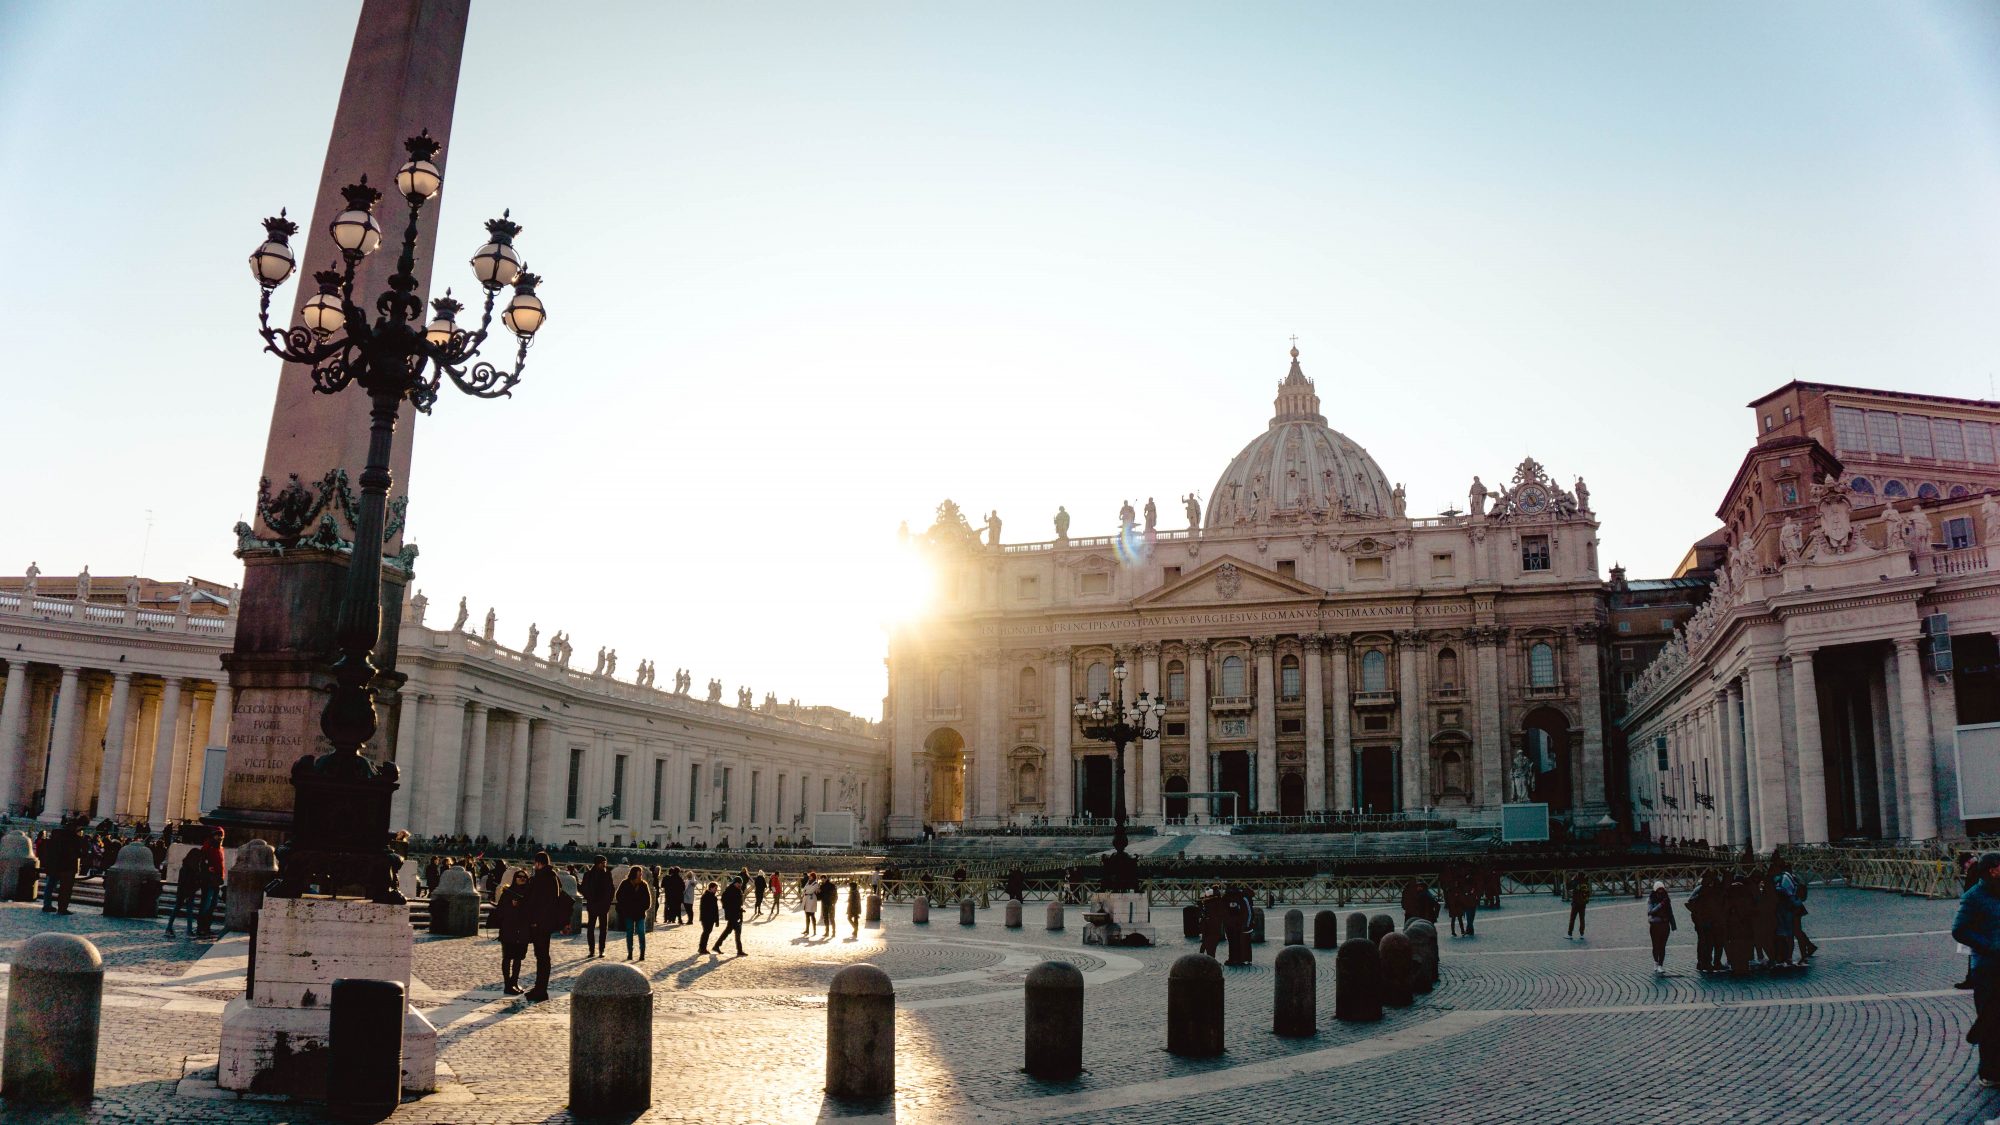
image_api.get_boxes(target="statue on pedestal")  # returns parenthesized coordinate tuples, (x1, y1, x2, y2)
(1981, 494, 2000, 544)
(524, 622, 539, 657)
(1574, 477, 1591, 512)
(707, 678, 722, 702)
(985, 510, 1003, 547)
(1143, 497, 1157, 534)
(1469, 477, 1489, 518)
(125, 576, 142, 607)
(482, 607, 496, 642)
(22, 562, 37, 598)
(606, 649, 618, 676)
(1183, 494, 1200, 529)
(1119, 499, 1135, 530)
(408, 589, 427, 625)
(452, 596, 469, 632)
(593, 647, 606, 676)
(75, 566, 92, 603)
(1391, 483, 1407, 518)
(1779, 517, 1806, 564)
(1509, 749, 1535, 804)
(1054, 506, 1070, 540)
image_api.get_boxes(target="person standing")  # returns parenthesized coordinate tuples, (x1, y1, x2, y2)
(1688, 872, 1723, 973)
(580, 856, 614, 958)
(697, 881, 721, 954)
(753, 870, 768, 918)
(1782, 858, 1818, 962)
(492, 870, 532, 994)
(768, 869, 784, 919)
(1647, 881, 1678, 976)
(1722, 872, 1755, 977)
(847, 878, 862, 938)
(39, 816, 82, 915)
(1223, 884, 1252, 966)
(163, 837, 214, 938)
(661, 866, 684, 927)
(1199, 885, 1227, 959)
(718, 877, 748, 955)
(1566, 872, 1592, 939)
(616, 866, 653, 961)
(1950, 851, 2000, 1089)
(802, 871, 820, 936)
(523, 852, 564, 1001)
(1006, 864, 1026, 904)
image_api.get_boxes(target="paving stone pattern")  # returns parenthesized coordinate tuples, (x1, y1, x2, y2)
(0, 887, 1989, 1123)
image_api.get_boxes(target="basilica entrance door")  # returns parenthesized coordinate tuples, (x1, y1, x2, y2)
(1280, 773, 1305, 817)
(1079, 756, 1115, 821)
(1214, 750, 1250, 821)
(1359, 746, 1396, 814)
(1164, 776, 1189, 821)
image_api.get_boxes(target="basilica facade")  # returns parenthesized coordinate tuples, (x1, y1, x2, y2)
(884, 348, 1610, 840)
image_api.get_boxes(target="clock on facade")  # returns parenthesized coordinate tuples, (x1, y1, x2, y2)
(1517, 484, 1550, 515)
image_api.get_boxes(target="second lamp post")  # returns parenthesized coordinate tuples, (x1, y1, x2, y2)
(1074, 659, 1166, 891)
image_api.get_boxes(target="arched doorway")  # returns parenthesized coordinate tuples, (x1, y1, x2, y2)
(1519, 707, 1573, 811)
(1164, 775, 1189, 821)
(1079, 753, 1116, 820)
(924, 728, 966, 824)
(1279, 772, 1305, 817)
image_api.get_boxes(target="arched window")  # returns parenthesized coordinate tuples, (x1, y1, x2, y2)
(1883, 480, 1908, 498)
(1085, 661, 1110, 701)
(1220, 655, 1246, 696)
(1360, 650, 1388, 693)
(1849, 477, 1874, 495)
(1016, 761, 1040, 803)
(1529, 642, 1557, 687)
(1279, 654, 1302, 699)
(1165, 660, 1187, 702)
(934, 666, 959, 709)
(1016, 666, 1038, 705)
(1950, 484, 1970, 498)
(1917, 482, 1940, 500)
(1436, 648, 1460, 691)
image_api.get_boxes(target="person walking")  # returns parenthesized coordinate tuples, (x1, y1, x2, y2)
(1769, 859, 1801, 969)
(39, 816, 82, 915)
(1199, 885, 1227, 959)
(1647, 881, 1678, 976)
(680, 869, 695, 924)
(801, 871, 820, 936)
(662, 866, 684, 927)
(817, 873, 839, 936)
(580, 856, 615, 958)
(1223, 884, 1252, 966)
(768, 869, 784, 919)
(1950, 851, 2000, 1089)
(192, 828, 227, 937)
(753, 870, 768, 918)
(523, 852, 564, 1001)
(492, 870, 533, 994)
(718, 877, 748, 955)
(1566, 872, 1592, 939)
(616, 866, 653, 961)
(697, 881, 722, 954)
(164, 836, 217, 938)
(1781, 857, 1818, 962)
(846, 878, 862, 938)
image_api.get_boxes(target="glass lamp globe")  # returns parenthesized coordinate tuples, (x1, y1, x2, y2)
(302, 291, 346, 337)
(396, 157, 442, 201)
(329, 208, 382, 257)
(248, 238, 295, 287)
(425, 313, 457, 347)
(1113, 662, 1128, 681)
(502, 273, 545, 337)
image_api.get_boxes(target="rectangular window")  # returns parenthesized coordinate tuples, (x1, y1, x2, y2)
(1833, 406, 1868, 452)
(1660, 618, 1673, 630)
(1655, 735, 1669, 773)
(1431, 553, 1454, 578)
(1901, 414, 1935, 459)
(801, 775, 810, 816)
(1945, 516, 1973, 551)
(1167, 668, 1186, 700)
(719, 767, 732, 822)
(1617, 621, 1631, 633)
(1967, 421, 1997, 464)
(1080, 572, 1110, 595)
(1280, 663, 1302, 698)
(687, 763, 701, 821)
(1362, 715, 1390, 731)
(1619, 646, 1634, 661)
(566, 748, 585, 820)
(777, 774, 787, 821)
(1276, 560, 1297, 578)
(1933, 418, 1966, 461)
(1867, 411, 1902, 455)
(651, 758, 664, 821)
(1619, 670, 1635, 693)
(1280, 717, 1303, 734)
(750, 770, 761, 821)
(1521, 535, 1551, 571)
(611, 754, 627, 821)
(1163, 566, 1181, 582)
(1165, 721, 1188, 737)
(822, 778, 833, 811)
(1354, 556, 1385, 580)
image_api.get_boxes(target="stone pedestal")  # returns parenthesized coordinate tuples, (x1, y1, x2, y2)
(226, 839, 279, 933)
(218, 897, 436, 1097)
(101, 843, 162, 918)
(427, 867, 479, 936)
(0, 831, 36, 901)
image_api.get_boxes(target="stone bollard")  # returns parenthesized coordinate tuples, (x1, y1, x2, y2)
(0, 831, 34, 901)
(2, 933, 102, 1103)
(1167, 954, 1224, 1058)
(1183, 904, 1201, 939)
(827, 964, 895, 1100)
(1334, 938, 1384, 1022)
(328, 978, 404, 1116)
(101, 842, 162, 918)
(1378, 931, 1414, 1008)
(1248, 907, 1266, 944)
(912, 898, 929, 925)
(225, 838, 279, 933)
(1005, 899, 1023, 928)
(1345, 911, 1369, 943)
(866, 892, 882, 923)
(959, 898, 977, 926)
(1273, 946, 1316, 1038)
(1023, 961, 1084, 1080)
(1283, 909, 1305, 946)
(1368, 913, 1395, 945)
(1313, 909, 1339, 950)
(1404, 919, 1440, 993)
(1045, 901, 1064, 932)
(429, 867, 482, 936)
(571, 962, 652, 1116)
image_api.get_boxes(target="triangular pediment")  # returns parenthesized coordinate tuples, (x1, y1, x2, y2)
(1134, 555, 1322, 608)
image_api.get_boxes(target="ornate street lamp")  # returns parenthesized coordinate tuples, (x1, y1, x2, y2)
(1073, 660, 1166, 892)
(246, 131, 547, 903)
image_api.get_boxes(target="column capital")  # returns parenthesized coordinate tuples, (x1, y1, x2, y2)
(1042, 645, 1072, 663)
(1786, 646, 1818, 663)
(1324, 632, 1351, 653)
(467, 699, 490, 714)
(1185, 639, 1211, 657)
(1892, 634, 1921, 656)
(109, 668, 134, 684)
(975, 649, 1004, 669)
(1394, 629, 1422, 646)
(1251, 636, 1276, 655)
(1137, 641, 1162, 660)
(1300, 633, 1326, 653)
(1572, 622, 1604, 643)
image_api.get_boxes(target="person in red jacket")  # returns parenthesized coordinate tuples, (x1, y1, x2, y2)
(194, 828, 227, 938)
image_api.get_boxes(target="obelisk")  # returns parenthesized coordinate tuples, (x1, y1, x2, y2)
(209, 0, 470, 838)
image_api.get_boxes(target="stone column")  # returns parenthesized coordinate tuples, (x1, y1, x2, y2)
(1574, 626, 1606, 814)
(1788, 648, 1829, 844)
(975, 652, 1001, 824)
(527, 721, 562, 841)
(1186, 642, 1209, 817)
(1329, 635, 1352, 810)
(1302, 635, 1326, 812)
(506, 714, 532, 839)
(0, 660, 28, 812)
(387, 693, 421, 832)
(1397, 632, 1421, 812)
(1139, 643, 1161, 818)
(1745, 658, 1789, 851)
(460, 702, 490, 838)
(1475, 629, 1505, 809)
(201, 682, 232, 816)
(1724, 681, 1752, 848)
(92, 672, 135, 821)
(888, 652, 919, 829)
(1047, 647, 1073, 820)
(423, 694, 463, 837)
(1869, 660, 1900, 837)
(38, 666, 84, 823)
(1892, 636, 1938, 840)
(144, 679, 184, 829)
(1253, 637, 1277, 813)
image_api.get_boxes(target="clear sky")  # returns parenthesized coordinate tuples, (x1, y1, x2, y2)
(3, 1, 1997, 720)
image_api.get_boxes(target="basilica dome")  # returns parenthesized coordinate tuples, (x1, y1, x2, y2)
(1205, 348, 1395, 528)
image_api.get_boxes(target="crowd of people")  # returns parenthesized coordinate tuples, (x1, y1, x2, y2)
(0, 814, 228, 936)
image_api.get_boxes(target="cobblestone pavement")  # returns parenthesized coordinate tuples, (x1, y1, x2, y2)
(0, 887, 1990, 1124)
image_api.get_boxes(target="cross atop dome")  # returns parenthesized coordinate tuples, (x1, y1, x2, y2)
(1273, 339, 1324, 426)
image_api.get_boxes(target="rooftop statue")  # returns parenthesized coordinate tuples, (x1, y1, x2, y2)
(1054, 506, 1070, 540)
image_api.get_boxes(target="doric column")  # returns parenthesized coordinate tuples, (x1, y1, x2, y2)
(506, 713, 532, 839)
(388, 693, 421, 833)
(889, 652, 919, 827)
(1397, 631, 1422, 812)
(1253, 636, 1277, 812)
(527, 720, 562, 841)
(1745, 658, 1789, 850)
(1574, 625, 1606, 814)
(976, 650, 1002, 824)
(203, 680, 233, 792)
(1186, 641, 1210, 817)
(38, 666, 85, 823)
(1139, 642, 1161, 818)
(93, 672, 135, 820)
(144, 678, 185, 829)
(0, 661, 29, 813)
(1302, 634, 1326, 812)
(460, 702, 491, 838)
(424, 694, 464, 837)
(1475, 628, 1505, 809)
(1047, 646, 1073, 820)
(1723, 681, 1751, 848)
(1892, 636, 1938, 840)
(1787, 648, 1828, 843)
(1329, 635, 1352, 810)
